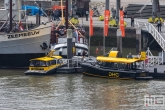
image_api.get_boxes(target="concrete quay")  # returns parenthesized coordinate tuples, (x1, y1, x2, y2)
(27, 16, 148, 28)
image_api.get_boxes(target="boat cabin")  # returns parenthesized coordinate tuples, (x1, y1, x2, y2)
(29, 56, 63, 71)
(96, 51, 146, 70)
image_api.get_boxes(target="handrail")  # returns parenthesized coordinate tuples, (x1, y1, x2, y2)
(134, 20, 165, 51)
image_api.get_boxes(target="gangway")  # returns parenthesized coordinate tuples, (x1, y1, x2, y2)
(134, 20, 165, 52)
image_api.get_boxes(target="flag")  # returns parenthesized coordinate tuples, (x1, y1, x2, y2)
(104, 10, 110, 37)
(89, 10, 93, 36)
(120, 10, 125, 37)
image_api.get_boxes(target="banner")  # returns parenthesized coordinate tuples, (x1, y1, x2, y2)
(104, 10, 110, 37)
(120, 10, 125, 37)
(89, 10, 93, 36)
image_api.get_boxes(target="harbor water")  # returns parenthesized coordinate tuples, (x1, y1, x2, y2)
(0, 47, 164, 110)
(0, 69, 165, 110)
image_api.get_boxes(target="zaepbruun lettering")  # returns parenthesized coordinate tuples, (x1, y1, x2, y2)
(7, 31, 40, 39)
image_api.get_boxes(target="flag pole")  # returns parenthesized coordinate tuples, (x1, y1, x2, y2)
(89, 34, 90, 56)
(103, 33, 105, 55)
(103, 0, 110, 55)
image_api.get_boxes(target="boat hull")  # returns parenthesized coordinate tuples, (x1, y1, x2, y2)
(25, 64, 66, 75)
(81, 63, 150, 79)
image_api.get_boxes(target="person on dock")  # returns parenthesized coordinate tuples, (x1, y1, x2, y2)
(127, 53, 133, 58)
(124, 7, 127, 18)
(53, 9, 59, 21)
(157, 18, 162, 32)
(138, 52, 141, 59)
(96, 47, 99, 54)
(131, 14, 134, 27)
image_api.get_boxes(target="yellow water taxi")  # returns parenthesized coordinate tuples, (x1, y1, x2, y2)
(25, 51, 65, 75)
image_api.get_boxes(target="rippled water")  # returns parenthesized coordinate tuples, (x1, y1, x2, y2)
(0, 69, 165, 110)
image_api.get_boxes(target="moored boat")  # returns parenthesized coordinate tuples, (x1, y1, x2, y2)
(0, 0, 52, 68)
(81, 51, 156, 80)
(25, 53, 66, 75)
(0, 23, 51, 68)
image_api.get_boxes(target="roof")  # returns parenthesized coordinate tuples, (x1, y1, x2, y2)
(30, 57, 54, 61)
(96, 56, 141, 63)
(30, 55, 62, 61)
(51, 55, 62, 59)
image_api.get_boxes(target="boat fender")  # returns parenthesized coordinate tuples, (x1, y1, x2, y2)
(40, 42, 48, 50)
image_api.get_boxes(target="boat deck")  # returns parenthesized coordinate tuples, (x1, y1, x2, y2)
(146, 65, 165, 74)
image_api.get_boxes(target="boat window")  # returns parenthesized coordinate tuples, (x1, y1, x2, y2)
(30, 60, 46, 66)
(99, 62, 115, 68)
(57, 59, 60, 64)
(114, 63, 118, 68)
(59, 59, 63, 64)
(50, 60, 56, 65)
(40, 61, 46, 66)
(118, 63, 126, 69)
(46, 61, 50, 66)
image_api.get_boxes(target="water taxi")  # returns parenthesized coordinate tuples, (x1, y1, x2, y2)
(81, 51, 153, 80)
(25, 51, 65, 75)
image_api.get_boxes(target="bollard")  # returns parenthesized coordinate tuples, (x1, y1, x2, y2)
(154, 68, 157, 74)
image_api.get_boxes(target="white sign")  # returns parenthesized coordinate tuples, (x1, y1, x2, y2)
(117, 29, 122, 36)
(144, 95, 165, 106)
(136, 28, 141, 34)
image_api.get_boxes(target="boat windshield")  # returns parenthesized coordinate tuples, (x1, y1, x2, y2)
(97, 61, 139, 70)
(98, 61, 116, 69)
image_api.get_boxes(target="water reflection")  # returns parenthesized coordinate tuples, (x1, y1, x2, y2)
(0, 69, 165, 110)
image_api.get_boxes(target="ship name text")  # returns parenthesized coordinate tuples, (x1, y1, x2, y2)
(7, 31, 40, 39)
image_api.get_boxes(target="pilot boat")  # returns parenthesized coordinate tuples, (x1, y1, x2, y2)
(81, 51, 154, 80)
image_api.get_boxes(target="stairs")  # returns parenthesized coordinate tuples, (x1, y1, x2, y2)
(134, 20, 165, 52)
(127, 4, 165, 19)
(0, 0, 4, 9)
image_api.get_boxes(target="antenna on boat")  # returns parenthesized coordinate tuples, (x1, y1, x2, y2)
(9, 0, 13, 32)
(54, 0, 84, 37)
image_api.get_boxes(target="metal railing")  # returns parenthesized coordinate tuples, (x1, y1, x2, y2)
(62, 58, 82, 68)
(134, 20, 165, 51)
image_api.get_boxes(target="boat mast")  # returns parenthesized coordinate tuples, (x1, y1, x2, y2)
(9, 0, 12, 32)
(65, 0, 68, 29)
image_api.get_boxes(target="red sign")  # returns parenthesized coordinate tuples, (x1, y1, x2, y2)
(104, 10, 110, 37)
(89, 10, 93, 36)
(52, 6, 66, 10)
(120, 10, 125, 37)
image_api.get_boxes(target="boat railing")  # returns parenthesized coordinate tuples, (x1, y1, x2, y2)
(57, 37, 88, 45)
(143, 56, 163, 67)
(62, 58, 82, 68)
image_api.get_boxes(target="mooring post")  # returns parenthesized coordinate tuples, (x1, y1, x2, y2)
(36, 13, 39, 26)
(152, 0, 158, 20)
(116, 0, 121, 25)
(72, 37, 76, 56)
(67, 29, 73, 68)
(117, 29, 122, 57)
(67, 29, 73, 59)
(136, 27, 141, 54)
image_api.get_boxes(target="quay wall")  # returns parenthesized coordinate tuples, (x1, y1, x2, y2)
(84, 26, 161, 50)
